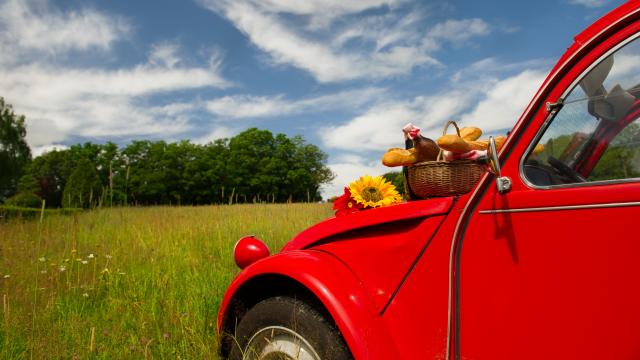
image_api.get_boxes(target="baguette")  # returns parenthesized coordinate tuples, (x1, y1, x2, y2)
(437, 135, 508, 153)
(459, 127, 482, 141)
(382, 148, 418, 167)
(437, 135, 472, 153)
(466, 136, 507, 151)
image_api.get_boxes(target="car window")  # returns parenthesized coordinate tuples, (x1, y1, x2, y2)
(523, 35, 640, 187)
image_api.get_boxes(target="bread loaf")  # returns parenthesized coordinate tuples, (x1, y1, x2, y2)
(382, 148, 418, 167)
(459, 127, 482, 141)
(436, 135, 472, 153)
(464, 136, 507, 151)
(438, 135, 508, 153)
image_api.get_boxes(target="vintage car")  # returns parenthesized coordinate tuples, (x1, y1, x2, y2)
(218, 2, 640, 359)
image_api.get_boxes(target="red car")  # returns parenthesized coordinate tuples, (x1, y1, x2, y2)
(218, 2, 640, 359)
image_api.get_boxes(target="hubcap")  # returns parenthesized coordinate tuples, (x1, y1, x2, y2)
(243, 326, 321, 360)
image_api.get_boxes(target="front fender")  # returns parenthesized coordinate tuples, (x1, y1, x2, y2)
(217, 250, 400, 360)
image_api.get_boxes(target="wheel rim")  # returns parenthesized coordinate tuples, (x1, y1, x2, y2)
(243, 326, 321, 360)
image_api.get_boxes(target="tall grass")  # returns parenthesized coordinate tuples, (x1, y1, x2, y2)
(0, 203, 332, 359)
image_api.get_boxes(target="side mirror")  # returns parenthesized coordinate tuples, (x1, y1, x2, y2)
(488, 136, 512, 194)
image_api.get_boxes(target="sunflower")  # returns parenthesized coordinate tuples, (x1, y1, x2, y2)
(349, 175, 402, 208)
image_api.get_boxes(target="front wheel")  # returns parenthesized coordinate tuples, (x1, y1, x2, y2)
(229, 296, 352, 360)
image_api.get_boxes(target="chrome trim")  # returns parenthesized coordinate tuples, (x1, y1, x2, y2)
(445, 8, 640, 360)
(519, 31, 640, 191)
(479, 201, 640, 214)
(522, 175, 640, 191)
(244, 325, 321, 360)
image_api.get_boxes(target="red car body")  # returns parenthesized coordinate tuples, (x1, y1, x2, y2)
(218, 2, 640, 359)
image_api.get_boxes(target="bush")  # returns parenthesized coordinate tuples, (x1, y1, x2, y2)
(0, 205, 82, 220)
(5, 192, 42, 208)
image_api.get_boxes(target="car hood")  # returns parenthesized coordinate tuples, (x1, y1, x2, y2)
(282, 197, 454, 252)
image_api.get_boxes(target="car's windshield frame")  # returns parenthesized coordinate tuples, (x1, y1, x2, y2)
(520, 31, 640, 190)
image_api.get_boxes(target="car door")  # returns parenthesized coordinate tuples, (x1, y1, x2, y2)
(456, 14, 640, 360)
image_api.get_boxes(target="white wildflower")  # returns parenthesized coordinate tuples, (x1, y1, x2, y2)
(81, 260, 88, 265)
(105, 255, 112, 259)
(38, 257, 46, 262)
(3, 275, 10, 279)
(82, 293, 89, 298)
(101, 268, 109, 274)
(59, 265, 66, 272)
(87, 254, 95, 259)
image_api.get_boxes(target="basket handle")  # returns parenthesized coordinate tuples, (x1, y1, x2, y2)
(436, 120, 462, 161)
(441, 120, 461, 136)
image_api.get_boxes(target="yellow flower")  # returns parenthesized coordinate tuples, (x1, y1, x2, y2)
(349, 175, 402, 208)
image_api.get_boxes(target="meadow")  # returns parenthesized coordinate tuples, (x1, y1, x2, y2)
(0, 203, 333, 359)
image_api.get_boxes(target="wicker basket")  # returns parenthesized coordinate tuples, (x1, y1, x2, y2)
(407, 121, 484, 198)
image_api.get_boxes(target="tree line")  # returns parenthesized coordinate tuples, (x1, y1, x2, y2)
(0, 98, 335, 208)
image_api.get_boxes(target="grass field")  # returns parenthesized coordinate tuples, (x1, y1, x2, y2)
(0, 203, 333, 359)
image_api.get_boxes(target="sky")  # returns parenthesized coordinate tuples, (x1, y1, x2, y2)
(0, 0, 625, 198)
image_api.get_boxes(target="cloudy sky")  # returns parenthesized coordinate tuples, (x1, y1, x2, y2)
(0, 0, 623, 197)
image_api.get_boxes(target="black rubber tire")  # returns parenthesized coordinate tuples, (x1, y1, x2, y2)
(228, 296, 352, 360)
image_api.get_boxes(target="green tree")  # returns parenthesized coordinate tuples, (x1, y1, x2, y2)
(24, 149, 73, 207)
(61, 158, 103, 208)
(382, 171, 405, 196)
(590, 122, 640, 181)
(287, 135, 334, 202)
(0, 98, 31, 200)
(23, 128, 333, 207)
(226, 128, 334, 203)
(4, 173, 42, 207)
(120, 140, 169, 205)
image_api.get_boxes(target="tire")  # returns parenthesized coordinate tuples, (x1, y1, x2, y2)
(229, 296, 352, 360)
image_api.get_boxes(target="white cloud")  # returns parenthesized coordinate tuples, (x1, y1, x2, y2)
(192, 126, 237, 144)
(427, 18, 490, 44)
(322, 155, 389, 198)
(200, 0, 489, 83)
(460, 69, 546, 132)
(209, 0, 402, 30)
(0, 0, 129, 64)
(319, 67, 546, 199)
(321, 68, 546, 153)
(31, 144, 69, 157)
(320, 89, 476, 152)
(1, 59, 230, 147)
(252, 0, 399, 17)
(205, 87, 386, 119)
(450, 57, 551, 83)
(0, 0, 233, 150)
(3, 63, 230, 102)
(149, 43, 182, 68)
(568, 0, 609, 8)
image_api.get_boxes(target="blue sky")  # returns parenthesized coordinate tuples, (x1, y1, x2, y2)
(0, 0, 623, 197)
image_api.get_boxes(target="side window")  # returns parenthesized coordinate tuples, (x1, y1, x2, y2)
(523, 35, 640, 187)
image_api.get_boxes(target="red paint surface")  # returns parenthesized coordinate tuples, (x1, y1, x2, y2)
(218, 3, 640, 359)
(456, 7, 640, 358)
(316, 215, 447, 311)
(233, 236, 270, 269)
(283, 197, 453, 252)
(382, 208, 464, 359)
(217, 250, 401, 360)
